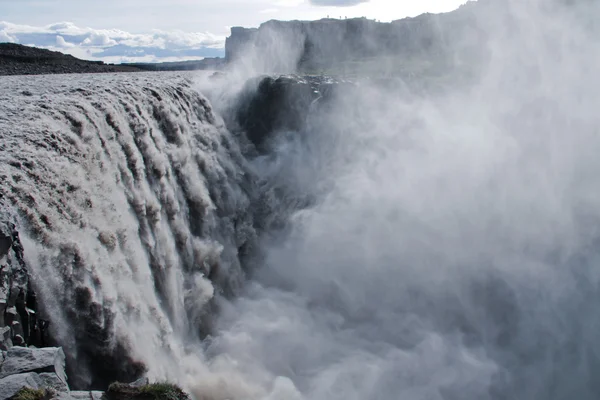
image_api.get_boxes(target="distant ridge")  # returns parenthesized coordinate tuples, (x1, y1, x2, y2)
(121, 58, 225, 72)
(0, 43, 142, 76)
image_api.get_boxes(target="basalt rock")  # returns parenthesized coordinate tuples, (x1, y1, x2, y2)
(0, 346, 67, 381)
(0, 372, 44, 400)
(235, 75, 317, 151)
(0, 220, 47, 350)
(233, 75, 350, 152)
(0, 347, 69, 400)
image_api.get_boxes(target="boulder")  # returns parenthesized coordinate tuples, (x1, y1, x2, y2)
(0, 346, 67, 383)
(69, 392, 103, 400)
(0, 372, 42, 400)
(39, 372, 69, 393)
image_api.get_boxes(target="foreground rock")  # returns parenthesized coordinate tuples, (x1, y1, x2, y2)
(0, 347, 185, 400)
(0, 347, 67, 400)
(0, 347, 66, 380)
(0, 373, 46, 399)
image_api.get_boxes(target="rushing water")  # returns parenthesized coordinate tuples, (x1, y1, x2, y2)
(0, 72, 259, 388)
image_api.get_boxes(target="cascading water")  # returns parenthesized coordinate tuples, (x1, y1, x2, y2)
(0, 72, 259, 389)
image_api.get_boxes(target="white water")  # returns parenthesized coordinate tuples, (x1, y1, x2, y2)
(0, 72, 257, 388)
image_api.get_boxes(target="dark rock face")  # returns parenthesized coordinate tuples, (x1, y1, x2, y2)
(231, 74, 363, 153)
(0, 221, 47, 350)
(234, 76, 318, 151)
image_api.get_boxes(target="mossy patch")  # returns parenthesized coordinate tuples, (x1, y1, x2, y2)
(103, 382, 190, 400)
(10, 388, 53, 400)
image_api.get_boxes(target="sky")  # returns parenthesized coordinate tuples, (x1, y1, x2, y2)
(0, 0, 470, 63)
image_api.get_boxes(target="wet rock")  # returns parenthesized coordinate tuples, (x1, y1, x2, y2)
(0, 219, 46, 348)
(0, 226, 12, 261)
(13, 334, 24, 347)
(0, 346, 67, 383)
(235, 75, 317, 151)
(0, 327, 11, 350)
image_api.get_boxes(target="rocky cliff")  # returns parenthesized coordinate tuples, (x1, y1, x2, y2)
(224, 1, 489, 75)
(0, 219, 47, 350)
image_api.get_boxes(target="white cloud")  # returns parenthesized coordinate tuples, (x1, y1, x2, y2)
(272, 0, 305, 7)
(0, 30, 15, 43)
(260, 8, 280, 14)
(81, 32, 118, 47)
(309, 0, 368, 6)
(55, 35, 75, 48)
(0, 21, 226, 63)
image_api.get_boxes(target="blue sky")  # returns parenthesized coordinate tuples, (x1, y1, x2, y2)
(0, 0, 470, 63)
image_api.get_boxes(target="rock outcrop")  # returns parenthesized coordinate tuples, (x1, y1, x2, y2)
(0, 346, 68, 400)
(0, 221, 47, 350)
(234, 75, 319, 150)
(230, 74, 361, 152)
(0, 347, 167, 400)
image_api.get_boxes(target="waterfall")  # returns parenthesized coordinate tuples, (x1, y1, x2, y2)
(0, 72, 257, 389)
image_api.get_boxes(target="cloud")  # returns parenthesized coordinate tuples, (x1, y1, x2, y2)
(0, 30, 15, 43)
(0, 21, 226, 63)
(309, 0, 369, 6)
(55, 35, 75, 48)
(272, 0, 305, 6)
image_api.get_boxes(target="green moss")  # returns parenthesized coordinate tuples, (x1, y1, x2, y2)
(104, 382, 190, 400)
(10, 388, 50, 400)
